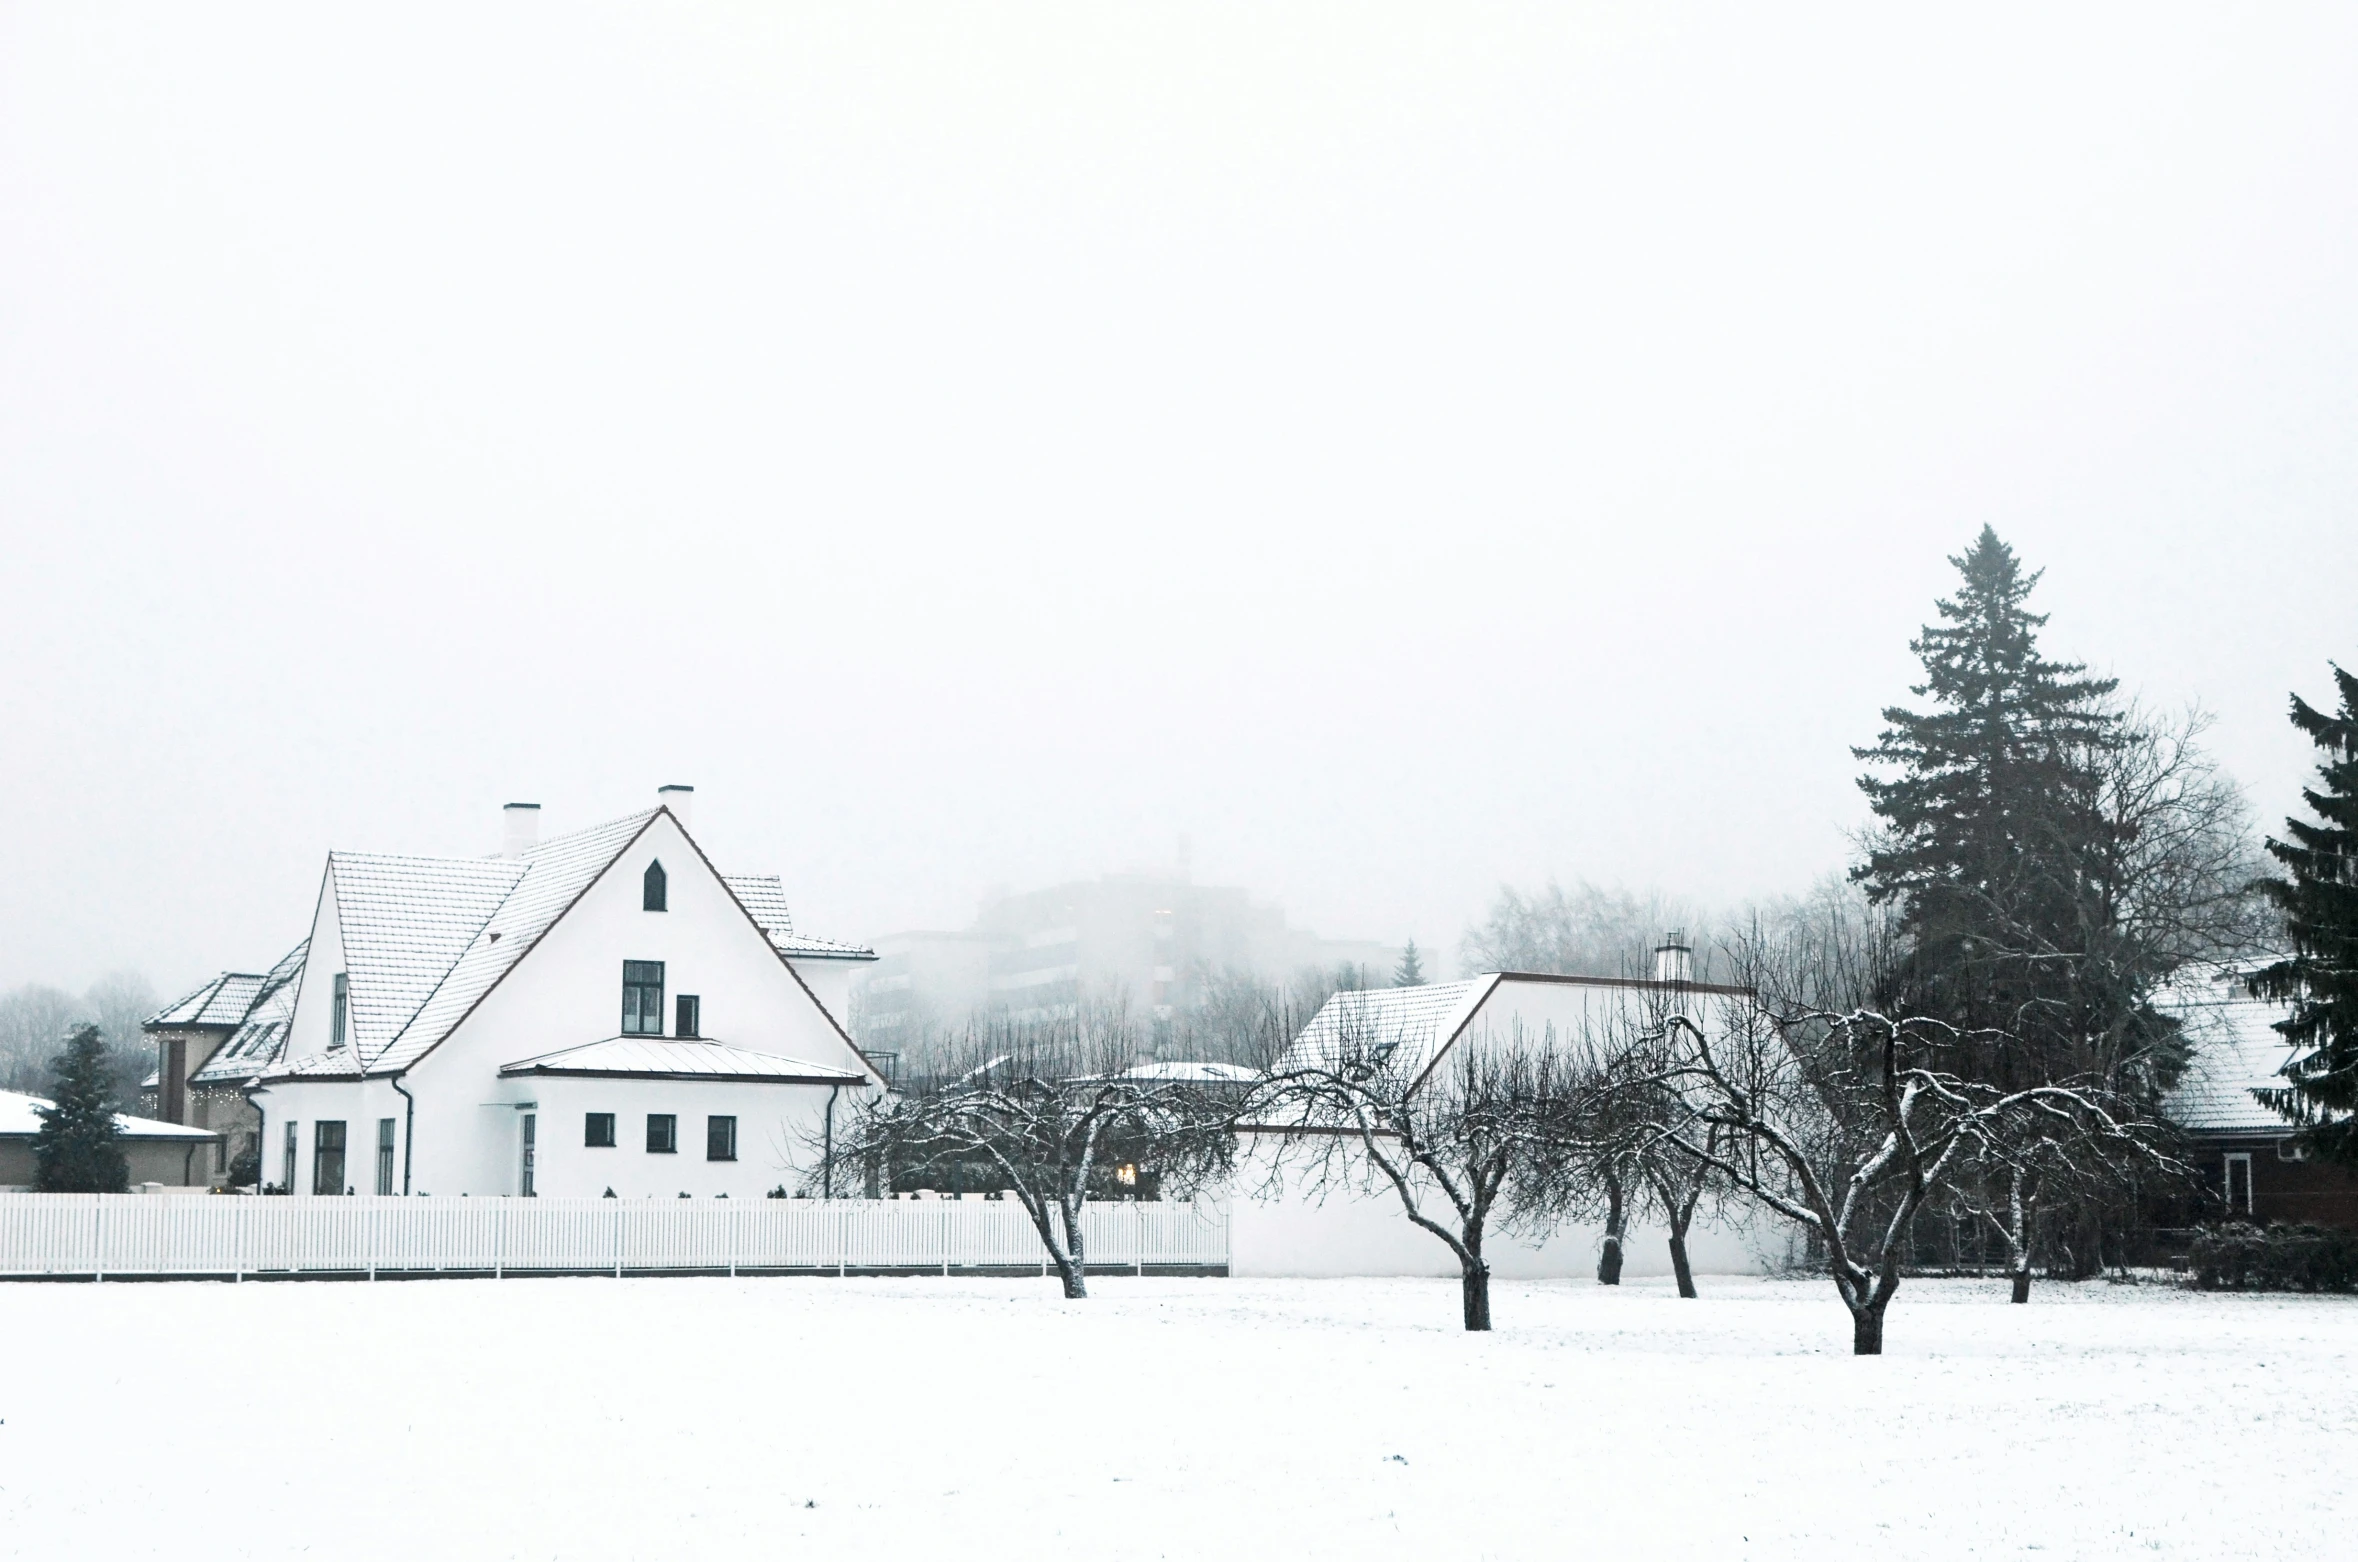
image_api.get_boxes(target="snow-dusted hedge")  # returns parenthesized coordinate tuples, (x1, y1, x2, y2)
(2189, 1223, 2358, 1293)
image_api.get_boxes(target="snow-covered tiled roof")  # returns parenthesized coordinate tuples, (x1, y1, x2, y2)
(0, 1089, 218, 1141)
(726, 875, 876, 961)
(2164, 972, 2308, 1135)
(498, 1036, 869, 1084)
(147, 971, 266, 1029)
(329, 850, 531, 1062)
(191, 940, 307, 1086)
(360, 810, 661, 1076)
(1279, 978, 1500, 1084)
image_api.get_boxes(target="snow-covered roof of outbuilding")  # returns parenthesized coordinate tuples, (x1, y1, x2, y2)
(498, 1036, 870, 1085)
(0, 1089, 218, 1141)
(1277, 978, 1500, 1084)
(2163, 969, 2309, 1135)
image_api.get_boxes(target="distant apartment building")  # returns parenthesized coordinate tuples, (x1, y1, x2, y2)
(853, 872, 1399, 1041)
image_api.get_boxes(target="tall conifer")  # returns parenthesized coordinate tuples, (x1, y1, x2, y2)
(1394, 940, 1426, 987)
(1853, 529, 2125, 1073)
(33, 1025, 130, 1193)
(2253, 665, 2358, 1162)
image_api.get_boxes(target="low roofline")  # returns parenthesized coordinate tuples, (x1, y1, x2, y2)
(1487, 970, 1756, 998)
(496, 1064, 874, 1085)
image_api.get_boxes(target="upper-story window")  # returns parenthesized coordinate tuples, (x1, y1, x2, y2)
(330, 973, 349, 1049)
(675, 994, 700, 1038)
(643, 860, 667, 912)
(622, 961, 665, 1035)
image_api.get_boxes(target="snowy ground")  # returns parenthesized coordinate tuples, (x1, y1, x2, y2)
(3, 1273, 2353, 1560)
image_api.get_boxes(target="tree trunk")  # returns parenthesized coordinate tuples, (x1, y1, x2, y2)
(1668, 1229, 1697, 1299)
(2009, 1263, 2032, 1304)
(1597, 1173, 1625, 1286)
(1056, 1258, 1089, 1300)
(1852, 1303, 1885, 1355)
(1461, 1259, 1492, 1332)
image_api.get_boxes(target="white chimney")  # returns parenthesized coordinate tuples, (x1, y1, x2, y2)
(1653, 933, 1693, 985)
(501, 802, 541, 859)
(657, 784, 694, 829)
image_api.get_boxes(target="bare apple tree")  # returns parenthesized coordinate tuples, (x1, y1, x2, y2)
(1248, 991, 1598, 1332)
(1639, 920, 2175, 1353)
(816, 1000, 1240, 1299)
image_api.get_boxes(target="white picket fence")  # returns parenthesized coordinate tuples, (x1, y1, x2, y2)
(0, 1195, 1229, 1279)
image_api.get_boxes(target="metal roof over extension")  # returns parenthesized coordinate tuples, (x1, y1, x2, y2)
(497, 1036, 871, 1085)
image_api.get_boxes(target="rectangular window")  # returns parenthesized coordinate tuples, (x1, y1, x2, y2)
(646, 1113, 677, 1154)
(283, 1121, 298, 1193)
(706, 1115, 737, 1162)
(622, 960, 665, 1035)
(585, 1111, 617, 1148)
(375, 1117, 396, 1195)
(2224, 1152, 2254, 1214)
(331, 972, 349, 1049)
(676, 994, 700, 1038)
(520, 1113, 536, 1197)
(313, 1120, 347, 1196)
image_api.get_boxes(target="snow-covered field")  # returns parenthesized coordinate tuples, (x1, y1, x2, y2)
(3, 1273, 2352, 1560)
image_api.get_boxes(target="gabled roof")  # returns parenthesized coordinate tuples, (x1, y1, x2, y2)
(1278, 978, 1500, 1084)
(328, 851, 530, 1061)
(190, 940, 308, 1086)
(251, 807, 879, 1085)
(2164, 971, 2309, 1135)
(498, 1036, 869, 1084)
(725, 875, 877, 961)
(0, 1089, 218, 1141)
(147, 971, 267, 1030)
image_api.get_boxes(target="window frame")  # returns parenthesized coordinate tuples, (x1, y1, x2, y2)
(2224, 1151, 2255, 1214)
(585, 1111, 617, 1148)
(283, 1121, 297, 1193)
(622, 960, 666, 1036)
(646, 1113, 678, 1154)
(520, 1112, 536, 1198)
(676, 994, 700, 1039)
(331, 972, 349, 1050)
(375, 1117, 396, 1195)
(706, 1115, 737, 1162)
(643, 860, 667, 912)
(313, 1119, 347, 1197)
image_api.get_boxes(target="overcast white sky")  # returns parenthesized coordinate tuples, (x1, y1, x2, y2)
(3, 3, 2354, 996)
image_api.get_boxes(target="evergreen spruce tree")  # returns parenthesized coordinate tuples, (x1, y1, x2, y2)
(2253, 664, 2358, 1163)
(1393, 939, 1426, 987)
(33, 1025, 130, 1193)
(1853, 528, 2127, 1078)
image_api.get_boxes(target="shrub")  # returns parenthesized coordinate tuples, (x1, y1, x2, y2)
(2189, 1223, 2358, 1292)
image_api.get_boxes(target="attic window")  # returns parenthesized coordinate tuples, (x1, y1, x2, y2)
(644, 860, 667, 912)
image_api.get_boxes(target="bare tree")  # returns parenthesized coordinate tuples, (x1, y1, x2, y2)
(1642, 922, 2177, 1353)
(1250, 995, 1595, 1331)
(817, 1000, 1238, 1299)
(1460, 880, 1708, 980)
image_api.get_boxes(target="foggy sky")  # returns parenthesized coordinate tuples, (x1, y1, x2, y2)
(3, 3, 2354, 998)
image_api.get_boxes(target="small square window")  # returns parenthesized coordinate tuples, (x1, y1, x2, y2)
(646, 1113, 677, 1154)
(707, 1115, 737, 1162)
(585, 1112, 617, 1148)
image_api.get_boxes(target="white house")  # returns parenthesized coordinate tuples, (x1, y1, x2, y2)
(236, 788, 884, 1198)
(1230, 954, 1772, 1279)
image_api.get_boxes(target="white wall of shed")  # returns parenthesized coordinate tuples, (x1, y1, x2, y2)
(1226, 1134, 1771, 1280)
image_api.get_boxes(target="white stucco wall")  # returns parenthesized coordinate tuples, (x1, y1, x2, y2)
(391, 813, 877, 1197)
(519, 1076, 854, 1199)
(1226, 1135, 1772, 1280)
